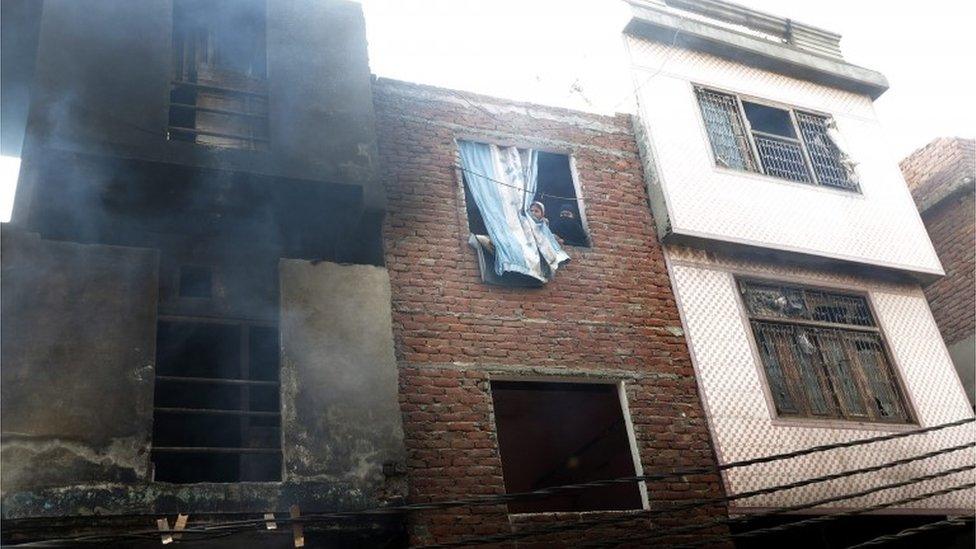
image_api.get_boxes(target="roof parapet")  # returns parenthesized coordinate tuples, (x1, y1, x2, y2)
(624, 0, 889, 99)
(664, 0, 843, 59)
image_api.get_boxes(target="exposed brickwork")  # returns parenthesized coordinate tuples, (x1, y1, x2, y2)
(900, 138, 975, 346)
(915, 193, 975, 346)
(374, 78, 728, 546)
(900, 137, 975, 212)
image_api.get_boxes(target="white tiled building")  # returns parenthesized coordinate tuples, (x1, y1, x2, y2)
(624, 0, 974, 516)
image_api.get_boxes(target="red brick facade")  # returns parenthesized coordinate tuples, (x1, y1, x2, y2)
(900, 138, 975, 346)
(916, 193, 975, 346)
(374, 78, 728, 546)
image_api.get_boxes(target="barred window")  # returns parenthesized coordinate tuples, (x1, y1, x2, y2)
(695, 87, 859, 192)
(739, 280, 911, 423)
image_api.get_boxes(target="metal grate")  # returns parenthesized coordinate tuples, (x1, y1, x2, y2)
(695, 87, 861, 193)
(695, 88, 757, 171)
(151, 318, 282, 483)
(167, 81, 269, 151)
(740, 281, 874, 327)
(795, 111, 859, 191)
(742, 281, 909, 423)
(752, 132, 812, 183)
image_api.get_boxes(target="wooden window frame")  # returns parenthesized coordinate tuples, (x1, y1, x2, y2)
(737, 279, 913, 424)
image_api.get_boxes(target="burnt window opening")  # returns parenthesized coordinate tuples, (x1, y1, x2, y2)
(740, 280, 911, 424)
(178, 265, 213, 299)
(168, 0, 269, 150)
(695, 87, 859, 192)
(490, 381, 643, 513)
(151, 319, 281, 483)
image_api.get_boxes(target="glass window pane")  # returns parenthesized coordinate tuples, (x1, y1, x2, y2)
(742, 101, 797, 138)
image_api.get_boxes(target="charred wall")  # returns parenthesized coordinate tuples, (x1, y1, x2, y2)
(1, 228, 159, 493)
(1, 0, 403, 542)
(12, 0, 385, 227)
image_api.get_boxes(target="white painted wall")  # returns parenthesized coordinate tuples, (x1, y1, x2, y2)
(628, 37, 943, 277)
(666, 245, 974, 512)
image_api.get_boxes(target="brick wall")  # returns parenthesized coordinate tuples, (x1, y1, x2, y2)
(900, 138, 976, 346)
(374, 78, 728, 546)
(916, 192, 975, 346)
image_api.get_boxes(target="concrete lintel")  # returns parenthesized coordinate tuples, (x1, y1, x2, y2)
(624, 2, 889, 99)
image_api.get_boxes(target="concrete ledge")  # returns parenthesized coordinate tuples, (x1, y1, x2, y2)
(625, 2, 889, 99)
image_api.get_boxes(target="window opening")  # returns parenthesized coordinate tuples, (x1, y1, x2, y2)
(460, 142, 587, 285)
(168, 0, 269, 150)
(741, 101, 812, 183)
(490, 381, 643, 513)
(178, 265, 213, 299)
(695, 87, 859, 191)
(740, 280, 910, 423)
(537, 152, 589, 247)
(151, 319, 281, 483)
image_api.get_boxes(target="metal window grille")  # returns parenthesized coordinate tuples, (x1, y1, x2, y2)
(168, 0, 269, 151)
(752, 132, 813, 183)
(795, 111, 860, 191)
(151, 317, 282, 483)
(695, 88, 757, 172)
(695, 87, 860, 193)
(740, 281, 910, 423)
(167, 81, 269, 151)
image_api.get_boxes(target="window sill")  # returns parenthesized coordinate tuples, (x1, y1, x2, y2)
(712, 165, 864, 198)
(770, 415, 918, 433)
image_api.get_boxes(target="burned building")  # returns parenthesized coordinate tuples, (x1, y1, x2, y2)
(2, 0, 405, 545)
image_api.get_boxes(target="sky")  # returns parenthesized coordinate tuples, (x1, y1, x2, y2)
(359, 0, 975, 158)
(1, 0, 973, 222)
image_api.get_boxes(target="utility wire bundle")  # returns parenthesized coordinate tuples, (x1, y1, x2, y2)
(15, 417, 975, 547)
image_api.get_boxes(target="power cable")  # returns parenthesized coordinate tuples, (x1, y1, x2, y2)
(417, 441, 974, 548)
(844, 516, 975, 549)
(14, 418, 974, 547)
(591, 463, 975, 548)
(669, 481, 976, 549)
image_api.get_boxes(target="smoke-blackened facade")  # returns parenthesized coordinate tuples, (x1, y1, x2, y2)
(2, 1, 405, 545)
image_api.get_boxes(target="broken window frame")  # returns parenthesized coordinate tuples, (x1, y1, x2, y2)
(167, 0, 270, 151)
(738, 279, 914, 425)
(489, 378, 649, 514)
(151, 315, 282, 483)
(694, 86, 860, 192)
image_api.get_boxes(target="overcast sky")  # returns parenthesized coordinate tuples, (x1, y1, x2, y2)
(2, 0, 973, 221)
(360, 0, 975, 158)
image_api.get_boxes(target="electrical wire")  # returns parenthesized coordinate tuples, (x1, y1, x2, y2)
(591, 463, 974, 548)
(844, 516, 975, 549)
(13, 418, 974, 546)
(417, 441, 975, 548)
(668, 481, 976, 549)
